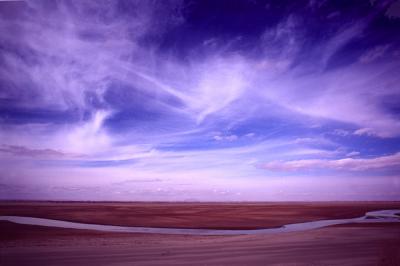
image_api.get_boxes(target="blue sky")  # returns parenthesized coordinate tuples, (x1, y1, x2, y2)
(0, 0, 400, 201)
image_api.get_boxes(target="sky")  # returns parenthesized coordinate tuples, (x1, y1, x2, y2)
(0, 0, 400, 201)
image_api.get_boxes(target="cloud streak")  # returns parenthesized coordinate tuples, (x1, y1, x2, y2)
(262, 153, 400, 172)
(0, 145, 69, 158)
(0, 0, 399, 200)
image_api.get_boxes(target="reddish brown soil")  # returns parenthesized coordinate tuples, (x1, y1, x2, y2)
(1, 201, 399, 229)
(1, 202, 400, 266)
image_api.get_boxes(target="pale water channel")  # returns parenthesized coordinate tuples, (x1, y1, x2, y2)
(0, 209, 399, 236)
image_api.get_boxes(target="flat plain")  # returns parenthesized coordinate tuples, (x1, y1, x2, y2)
(1, 201, 400, 265)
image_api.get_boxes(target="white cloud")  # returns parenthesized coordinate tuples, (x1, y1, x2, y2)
(262, 152, 400, 172)
(353, 128, 377, 137)
(213, 133, 239, 141)
(64, 110, 112, 154)
(332, 129, 350, 137)
(346, 151, 360, 157)
(245, 133, 255, 137)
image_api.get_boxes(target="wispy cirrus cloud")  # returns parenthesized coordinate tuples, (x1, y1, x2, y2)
(0, 0, 400, 200)
(262, 152, 400, 172)
(0, 145, 69, 158)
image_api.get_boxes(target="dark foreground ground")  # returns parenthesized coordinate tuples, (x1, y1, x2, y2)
(1, 201, 400, 265)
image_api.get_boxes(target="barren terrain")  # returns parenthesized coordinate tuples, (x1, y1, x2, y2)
(1, 201, 400, 266)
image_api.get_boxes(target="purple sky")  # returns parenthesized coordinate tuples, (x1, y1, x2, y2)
(1, 0, 400, 201)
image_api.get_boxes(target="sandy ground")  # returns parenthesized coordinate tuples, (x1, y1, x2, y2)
(1, 222, 400, 266)
(1, 202, 400, 265)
